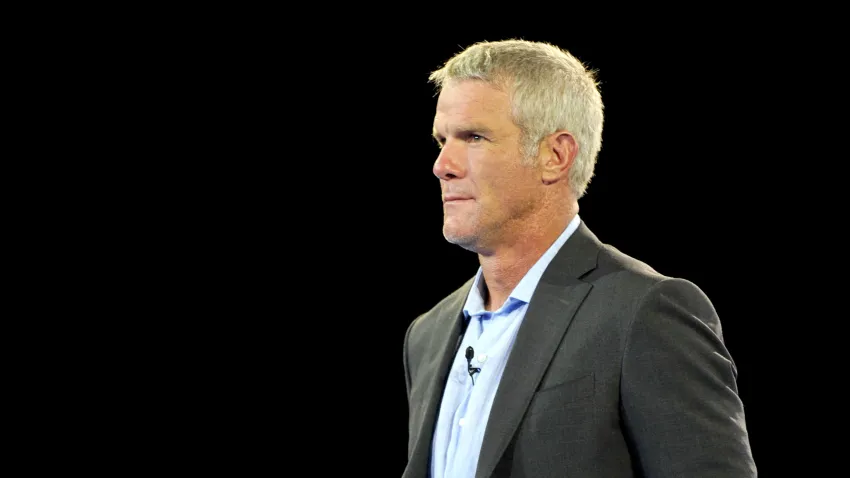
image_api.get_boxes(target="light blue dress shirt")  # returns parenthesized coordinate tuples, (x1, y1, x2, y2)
(430, 214, 582, 478)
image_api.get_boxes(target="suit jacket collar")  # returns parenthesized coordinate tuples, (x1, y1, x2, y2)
(404, 221, 603, 478)
(475, 219, 601, 477)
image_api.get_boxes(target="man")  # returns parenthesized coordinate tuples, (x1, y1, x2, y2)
(402, 40, 756, 477)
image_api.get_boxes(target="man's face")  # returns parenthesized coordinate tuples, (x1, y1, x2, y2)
(432, 79, 543, 253)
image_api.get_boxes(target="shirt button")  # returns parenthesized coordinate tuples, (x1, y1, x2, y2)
(459, 418, 467, 426)
(478, 354, 487, 362)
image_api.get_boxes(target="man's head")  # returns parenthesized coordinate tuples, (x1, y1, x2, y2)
(429, 40, 604, 253)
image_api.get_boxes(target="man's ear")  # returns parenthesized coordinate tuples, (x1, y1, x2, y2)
(540, 130, 577, 185)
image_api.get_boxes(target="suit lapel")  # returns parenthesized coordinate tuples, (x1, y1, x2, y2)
(404, 280, 473, 478)
(475, 222, 601, 478)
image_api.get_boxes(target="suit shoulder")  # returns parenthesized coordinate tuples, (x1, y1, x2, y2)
(592, 239, 716, 314)
(407, 276, 474, 336)
(594, 241, 667, 283)
(590, 240, 712, 302)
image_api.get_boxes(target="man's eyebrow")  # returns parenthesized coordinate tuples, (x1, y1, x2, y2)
(432, 125, 495, 140)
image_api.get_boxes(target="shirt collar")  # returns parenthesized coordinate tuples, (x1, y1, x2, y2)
(463, 214, 582, 318)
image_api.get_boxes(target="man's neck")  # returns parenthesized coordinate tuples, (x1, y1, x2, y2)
(479, 210, 575, 311)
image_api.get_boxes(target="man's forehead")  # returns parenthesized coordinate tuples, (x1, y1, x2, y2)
(433, 84, 511, 133)
(432, 110, 508, 138)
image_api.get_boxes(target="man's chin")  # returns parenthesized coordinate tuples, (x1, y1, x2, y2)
(443, 229, 478, 251)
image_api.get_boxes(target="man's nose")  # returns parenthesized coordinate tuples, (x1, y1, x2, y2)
(433, 142, 465, 180)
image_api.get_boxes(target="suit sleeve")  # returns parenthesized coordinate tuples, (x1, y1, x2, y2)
(620, 278, 757, 477)
(403, 315, 419, 404)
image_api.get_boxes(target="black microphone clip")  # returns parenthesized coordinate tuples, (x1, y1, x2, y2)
(465, 346, 481, 385)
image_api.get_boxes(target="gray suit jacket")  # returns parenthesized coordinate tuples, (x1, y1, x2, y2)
(402, 221, 756, 477)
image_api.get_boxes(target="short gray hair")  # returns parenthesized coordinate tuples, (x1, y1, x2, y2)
(429, 39, 604, 198)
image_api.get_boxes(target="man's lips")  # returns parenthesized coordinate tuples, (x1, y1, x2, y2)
(443, 194, 473, 203)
